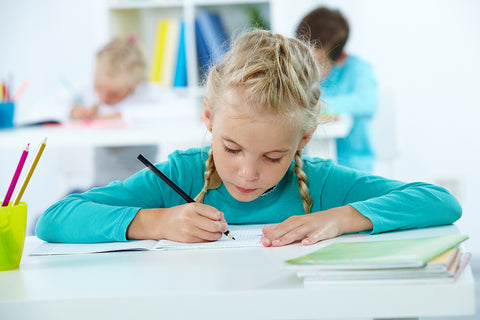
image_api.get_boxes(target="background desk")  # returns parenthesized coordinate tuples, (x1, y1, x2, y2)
(0, 115, 352, 152)
(0, 225, 475, 320)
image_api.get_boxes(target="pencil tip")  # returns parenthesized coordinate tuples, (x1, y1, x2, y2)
(225, 231, 235, 240)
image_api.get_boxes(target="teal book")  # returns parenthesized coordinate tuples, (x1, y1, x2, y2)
(173, 20, 187, 87)
(285, 234, 469, 270)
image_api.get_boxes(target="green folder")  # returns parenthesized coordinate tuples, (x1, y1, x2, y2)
(285, 234, 469, 270)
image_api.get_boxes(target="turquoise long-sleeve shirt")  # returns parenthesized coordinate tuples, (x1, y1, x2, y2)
(36, 148, 461, 243)
(321, 55, 378, 172)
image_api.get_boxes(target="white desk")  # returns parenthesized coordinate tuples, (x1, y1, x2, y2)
(0, 116, 352, 156)
(0, 118, 209, 149)
(0, 225, 475, 320)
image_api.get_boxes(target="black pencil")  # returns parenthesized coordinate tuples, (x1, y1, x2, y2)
(137, 154, 235, 240)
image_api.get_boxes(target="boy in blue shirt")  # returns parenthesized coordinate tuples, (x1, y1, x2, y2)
(296, 7, 378, 173)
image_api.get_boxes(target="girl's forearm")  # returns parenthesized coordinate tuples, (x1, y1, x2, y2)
(126, 208, 165, 240)
(334, 205, 373, 234)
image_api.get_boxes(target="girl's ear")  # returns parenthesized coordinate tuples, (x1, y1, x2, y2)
(297, 132, 314, 151)
(203, 98, 213, 131)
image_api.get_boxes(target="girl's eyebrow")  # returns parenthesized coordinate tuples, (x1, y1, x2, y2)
(221, 136, 291, 154)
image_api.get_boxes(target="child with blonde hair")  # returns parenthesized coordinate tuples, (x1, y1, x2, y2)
(69, 35, 159, 187)
(70, 35, 146, 120)
(37, 30, 461, 246)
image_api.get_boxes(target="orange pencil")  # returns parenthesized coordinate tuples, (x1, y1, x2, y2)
(12, 138, 47, 206)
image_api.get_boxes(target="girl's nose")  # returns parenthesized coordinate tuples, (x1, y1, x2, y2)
(238, 161, 259, 181)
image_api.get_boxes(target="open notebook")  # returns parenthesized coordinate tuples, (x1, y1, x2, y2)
(31, 224, 268, 255)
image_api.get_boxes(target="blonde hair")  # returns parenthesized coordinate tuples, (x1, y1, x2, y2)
(195, 30, 322, 214)
(96, 36, 146, 86)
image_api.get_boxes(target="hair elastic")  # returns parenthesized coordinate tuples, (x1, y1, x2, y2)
(127, 34, 137, 43)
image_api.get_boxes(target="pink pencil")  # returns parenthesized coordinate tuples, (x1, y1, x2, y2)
(12, 80, 30, 101)
(2, 143, 29, 206)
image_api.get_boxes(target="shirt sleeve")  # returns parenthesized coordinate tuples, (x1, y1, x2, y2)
(315, 164, 462, 234)
(35, 149, 206, 243)
(322, 59, 378, 117)
(35, 169, 155, 243)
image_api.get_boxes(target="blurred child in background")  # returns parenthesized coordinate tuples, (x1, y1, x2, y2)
(69, 35, 159, 187)
(296, 7, 378, 173)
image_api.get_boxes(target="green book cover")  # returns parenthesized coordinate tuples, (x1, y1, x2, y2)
(285, 234, 468, 269)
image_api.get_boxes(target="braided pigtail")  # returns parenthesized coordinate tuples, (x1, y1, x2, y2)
(294, 150, 312, 214)
(194, 148, 222, 203)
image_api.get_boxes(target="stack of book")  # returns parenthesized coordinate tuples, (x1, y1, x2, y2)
(149, 8, 269, 87)
(149, 18, 187, 87)
(149, 10, 230, 87)
(284, 234, 470, 287)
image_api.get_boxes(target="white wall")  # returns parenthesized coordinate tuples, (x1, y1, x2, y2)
(1, 0, 479, 256)
(0, 0, 108, 115)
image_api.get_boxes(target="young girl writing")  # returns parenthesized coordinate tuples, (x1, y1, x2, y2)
(36, 30, 461, 246)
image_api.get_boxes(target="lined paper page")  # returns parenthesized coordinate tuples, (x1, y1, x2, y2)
(156, 224, 267, 250)
(30, 240, 158, 255)
(30, 224, 269, 255)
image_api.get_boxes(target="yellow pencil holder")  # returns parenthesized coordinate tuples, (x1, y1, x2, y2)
(0, 202, 27, 271)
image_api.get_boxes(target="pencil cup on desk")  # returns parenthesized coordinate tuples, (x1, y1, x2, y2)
(0, 101, 15, 129)
(0, 202, 27, 271)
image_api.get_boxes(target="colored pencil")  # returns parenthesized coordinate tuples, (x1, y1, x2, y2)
(12, 138, 47, 206)
(58, 75, 84, 105)
(12, 80, 30, 101)
(137, 154, 235, 240)
(3, 83, 9, 101)
(2, 143, 29, 206)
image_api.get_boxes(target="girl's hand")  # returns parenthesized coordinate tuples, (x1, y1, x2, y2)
(126, 203, 229, 243)
(260, 205, 373, 247)
(70, 104, 98, 120)
(94, 111, 122, 120)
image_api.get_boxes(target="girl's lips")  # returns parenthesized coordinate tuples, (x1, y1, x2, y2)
(235, 185, 257, 193)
